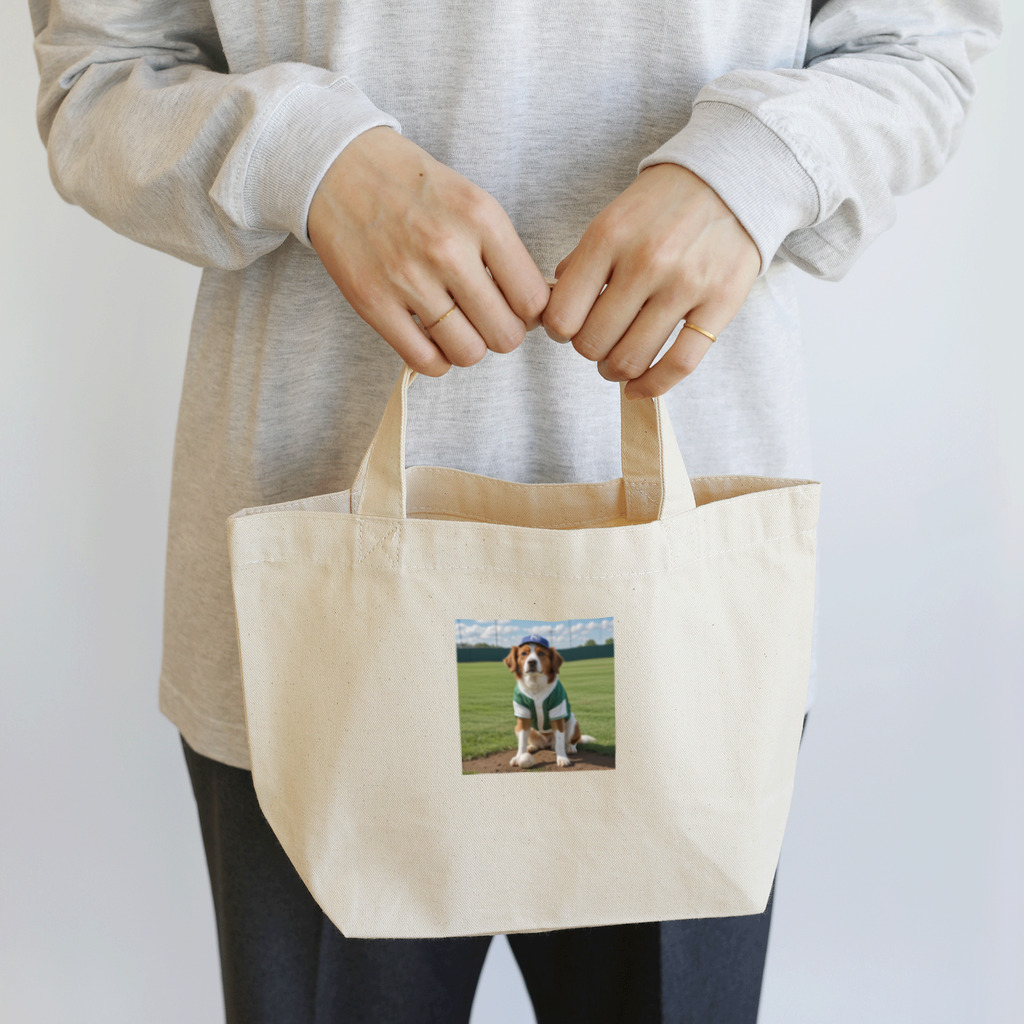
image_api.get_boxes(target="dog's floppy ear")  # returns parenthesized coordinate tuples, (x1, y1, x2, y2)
(550, 646, 564, 673)
(503, 646, 519, 673)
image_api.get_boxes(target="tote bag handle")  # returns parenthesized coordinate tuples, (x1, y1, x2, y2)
(351, 364, 696, 523)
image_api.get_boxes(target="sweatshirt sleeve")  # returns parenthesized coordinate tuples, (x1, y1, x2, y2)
(636, 0, 1002, 281)
(29, 0, 402, 270)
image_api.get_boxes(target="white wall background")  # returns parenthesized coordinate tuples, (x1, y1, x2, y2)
(2, 3, 1020, 1021)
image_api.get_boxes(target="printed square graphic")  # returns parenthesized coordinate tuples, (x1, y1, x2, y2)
(456, 618, 615, 774)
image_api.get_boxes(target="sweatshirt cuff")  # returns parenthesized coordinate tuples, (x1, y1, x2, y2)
(238, 75, 402, 249)
(636, 100, 820, 278)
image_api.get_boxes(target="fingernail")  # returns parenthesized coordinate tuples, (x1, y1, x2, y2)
(598, 363, 627, 383)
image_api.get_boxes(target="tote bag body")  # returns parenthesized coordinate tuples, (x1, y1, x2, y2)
(228, 363, 820, 939)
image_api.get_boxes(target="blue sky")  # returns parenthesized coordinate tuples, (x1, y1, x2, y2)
(455, 617, 614, 649)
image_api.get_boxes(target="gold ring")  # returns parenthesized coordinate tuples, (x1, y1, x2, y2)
(425, 304, 458, 330)
(683, 321, 717, 343)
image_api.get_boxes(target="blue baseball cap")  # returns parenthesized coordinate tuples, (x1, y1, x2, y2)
(519, 634, 550, 647)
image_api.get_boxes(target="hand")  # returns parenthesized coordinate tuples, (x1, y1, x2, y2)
(308, 126, 550, 375)
(541, 163, 761, 399)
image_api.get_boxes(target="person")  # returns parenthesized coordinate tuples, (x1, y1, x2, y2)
(30, 0, 1001, 1020)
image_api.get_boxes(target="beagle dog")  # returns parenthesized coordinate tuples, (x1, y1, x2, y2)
(504, 634, 595, 767)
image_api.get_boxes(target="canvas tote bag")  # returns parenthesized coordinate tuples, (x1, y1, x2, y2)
(227, 362, 820, 939)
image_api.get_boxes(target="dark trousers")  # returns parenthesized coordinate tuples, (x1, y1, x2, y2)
(182, 715, 806, 1024)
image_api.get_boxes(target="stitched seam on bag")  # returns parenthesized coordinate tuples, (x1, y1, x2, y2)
(356, 519, 400, 566)
(231, 478, 815, 519)
(405, 506, 629, 528)
(624, 477, 655, 520)
(245, 494, 343, 514)
(410, 467, 621, 488)
(670, 514, 695, 571)
(656, 402, 667, 518)
(238, 527, 815, 573)
(395, 527, 815, 574)
(390, 523, 400, 571)
(400, 525, 816, 574)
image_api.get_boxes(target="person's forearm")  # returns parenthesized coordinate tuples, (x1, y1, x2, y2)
(634, 0, 1002, 281)
(31, 0, 400, 270)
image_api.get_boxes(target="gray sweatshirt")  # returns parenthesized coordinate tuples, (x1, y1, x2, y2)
(31, 0, 1001, 769)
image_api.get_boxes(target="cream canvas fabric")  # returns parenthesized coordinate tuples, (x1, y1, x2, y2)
(227, 364, 821, 939)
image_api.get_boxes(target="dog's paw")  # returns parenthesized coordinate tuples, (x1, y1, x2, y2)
(556, 755, 572, 767)
(509, 752, 535, 768)
(567, 743, 577, 754)
(526, 743, 539, 754)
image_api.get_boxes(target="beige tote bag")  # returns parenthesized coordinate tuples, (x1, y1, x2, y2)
(227, 363, 820, 939)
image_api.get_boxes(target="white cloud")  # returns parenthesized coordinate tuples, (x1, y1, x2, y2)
(455, 617, 613, 648)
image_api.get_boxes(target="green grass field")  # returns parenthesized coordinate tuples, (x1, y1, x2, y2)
(457, 657, 616, 760)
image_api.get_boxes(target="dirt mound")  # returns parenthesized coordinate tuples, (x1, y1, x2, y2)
(462, 747, 615, 773)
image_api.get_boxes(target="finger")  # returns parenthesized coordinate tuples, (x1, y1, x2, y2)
(623, 301, 731, 400)
(567, 261, 651, 365)
(412, 287, 489, 368)
(446, 261, 529, 354)
(595, 291, 693, 383)
(480, 216, 553, 331)
(542, 234, 615, 343)
(545, 281, 610, 344)
(356, 298, 453, 376)
(542, 252, 575, 343)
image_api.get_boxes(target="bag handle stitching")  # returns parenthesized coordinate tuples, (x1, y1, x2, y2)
(238, 526, 816, 575)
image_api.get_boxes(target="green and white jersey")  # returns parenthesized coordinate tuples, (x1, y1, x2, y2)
(513, 680, 571, 731)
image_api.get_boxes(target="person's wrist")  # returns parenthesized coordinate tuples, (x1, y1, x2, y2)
(641, 161, 761, 274)
(308, 126, 401, 247)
